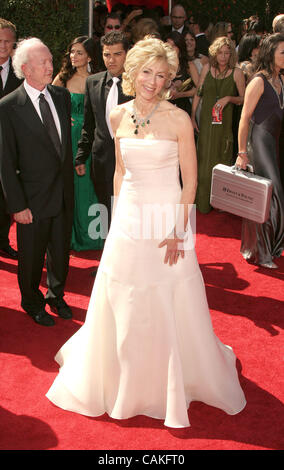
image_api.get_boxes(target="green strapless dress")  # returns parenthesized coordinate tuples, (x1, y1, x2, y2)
(70, 93, 103, 251)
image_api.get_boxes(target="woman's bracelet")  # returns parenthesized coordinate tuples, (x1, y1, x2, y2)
(237, 151, 248, 157)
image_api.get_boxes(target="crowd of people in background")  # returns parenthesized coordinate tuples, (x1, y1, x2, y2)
(0, 3, 283, 328)
(86, 2, 284, 270)
(0, 2, 283, 433)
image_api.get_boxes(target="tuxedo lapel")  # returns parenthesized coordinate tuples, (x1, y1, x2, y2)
(98, 72, 112, 137)
(13, 85, 62, 162)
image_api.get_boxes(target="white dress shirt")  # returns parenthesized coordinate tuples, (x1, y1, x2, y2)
(172, 25, 185, 34)
(24, 80, 62, 141)
(0, 58, 10, 89)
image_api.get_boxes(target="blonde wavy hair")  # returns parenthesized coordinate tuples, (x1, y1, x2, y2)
(122, 36, 178, 100)
(209, 36, 237, 69)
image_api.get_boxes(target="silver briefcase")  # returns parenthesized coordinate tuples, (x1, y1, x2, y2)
(210, 164, 273, 223)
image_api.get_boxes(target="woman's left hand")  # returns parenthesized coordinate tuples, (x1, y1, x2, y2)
(214, 96, 230, 111)
(159, 235, 185, 266)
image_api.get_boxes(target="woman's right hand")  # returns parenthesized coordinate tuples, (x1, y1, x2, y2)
(235, 154, 249, 170)
(75, 164, 86, 176)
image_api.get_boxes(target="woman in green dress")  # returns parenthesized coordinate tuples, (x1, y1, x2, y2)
(53, 36, 103, 251)
(191, 36, 245, 213)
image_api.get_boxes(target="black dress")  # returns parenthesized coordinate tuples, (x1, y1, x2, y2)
(241, 73, 284, 265)
(169, 69, 192, 116)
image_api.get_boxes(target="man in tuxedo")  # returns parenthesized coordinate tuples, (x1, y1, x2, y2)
(162, 4, 189, 38)
(0, 18, 23, 259)
(75, 31, 130, 241)
(191, 15, 210, 57)
(0, 38, 74, 326)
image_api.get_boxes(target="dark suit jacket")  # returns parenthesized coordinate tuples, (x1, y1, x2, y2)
(195, 33, 210, 57)
(161, 24, 190, 40)
(75, 71, 131, 183)
(1, 58, 23, 98)
(0, 83, 74, 219)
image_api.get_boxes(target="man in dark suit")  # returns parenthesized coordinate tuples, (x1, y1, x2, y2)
(0, 38, 74, 326)
(162, 4, 189, 39)
(191, 15, 210, 57)
(75, 31, 130, 240)
(0, 18, 23, 259)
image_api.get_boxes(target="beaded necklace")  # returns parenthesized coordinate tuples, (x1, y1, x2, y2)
(131, 101, 160, 135)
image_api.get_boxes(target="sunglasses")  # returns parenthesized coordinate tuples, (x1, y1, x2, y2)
(106, 24, 120, 30)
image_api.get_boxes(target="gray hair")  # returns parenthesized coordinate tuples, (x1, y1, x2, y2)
(12, 37, 47, 79)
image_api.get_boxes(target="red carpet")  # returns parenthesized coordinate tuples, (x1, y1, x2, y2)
(0, 210, 283, 450)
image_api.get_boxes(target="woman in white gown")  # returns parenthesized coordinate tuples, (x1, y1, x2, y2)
(46, 37, 246, 428)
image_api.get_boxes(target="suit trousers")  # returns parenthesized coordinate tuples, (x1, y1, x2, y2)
(0, 182, 11, 248)
(17, 204, 72, 313)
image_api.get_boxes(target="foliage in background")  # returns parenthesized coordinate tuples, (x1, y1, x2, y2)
(178, 0, 282, 32)
(1, 0, 283, 74)
(1, 0, 85, 74)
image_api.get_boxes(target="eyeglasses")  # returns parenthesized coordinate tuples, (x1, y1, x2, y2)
(227, 31, 233, 34)
(106, 24, 121, 30)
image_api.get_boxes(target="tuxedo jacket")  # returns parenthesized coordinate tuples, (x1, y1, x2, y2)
(0, 83, 74, 219)
(161, 24, 189, 40)
(1, 58, 23, 98)
(195, 34, 210, 57)
(75, 71, 131, 183)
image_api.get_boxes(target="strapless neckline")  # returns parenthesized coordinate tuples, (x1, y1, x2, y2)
(119, 137, 178, 145)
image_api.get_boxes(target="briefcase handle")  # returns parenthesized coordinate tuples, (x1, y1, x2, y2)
(231, 164, 254, 175)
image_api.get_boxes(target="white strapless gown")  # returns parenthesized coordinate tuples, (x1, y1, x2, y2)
(46, 139, 246, 428)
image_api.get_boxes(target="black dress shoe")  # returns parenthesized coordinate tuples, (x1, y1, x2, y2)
(27, 309, 55, 327)
(0, 245, 18, 259)
(46, 298, 72, 319)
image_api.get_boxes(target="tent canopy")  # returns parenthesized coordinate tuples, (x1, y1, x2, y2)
(106, 0, 170, 15)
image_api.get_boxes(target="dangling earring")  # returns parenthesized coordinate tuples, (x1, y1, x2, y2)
(87, 61, 91, 73)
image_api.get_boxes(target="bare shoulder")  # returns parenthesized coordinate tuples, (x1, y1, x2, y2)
(52, 74, 64, 87)
(110, 100, 132, 119)
(247, 74, 265, 92)
(164, 102, 192, 134)
(201, 62, 210, 76)
(234, 66, 244, 78)
(110, 100, 133, 128)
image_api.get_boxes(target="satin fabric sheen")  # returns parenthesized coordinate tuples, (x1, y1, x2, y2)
(241, 74, 284, 264)
(46, 139, 246, 428)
